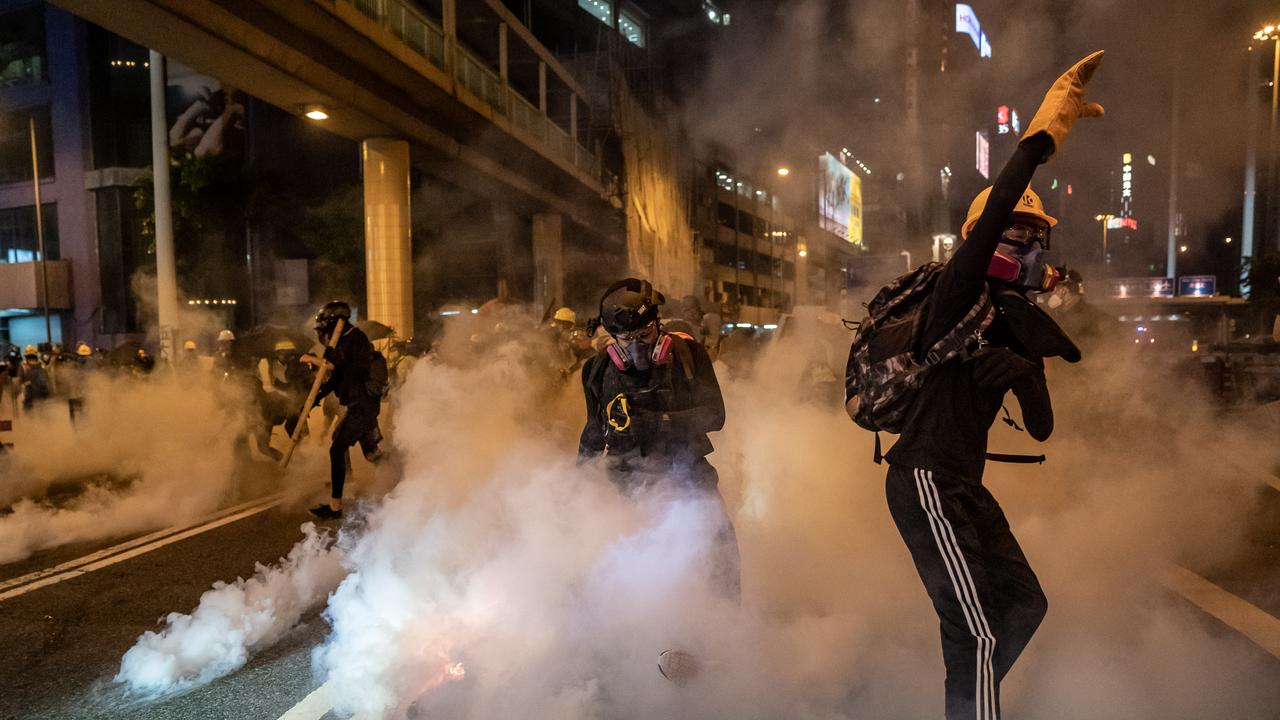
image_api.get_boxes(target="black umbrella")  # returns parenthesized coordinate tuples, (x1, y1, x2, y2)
(356, 320, 396, 341)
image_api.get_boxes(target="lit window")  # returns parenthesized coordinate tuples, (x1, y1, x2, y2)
(577, 0, 612, 26)
(619, 10, 645, 47)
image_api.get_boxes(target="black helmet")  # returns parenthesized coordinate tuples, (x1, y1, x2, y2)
(598, 278, 664, 334)
(314, 301, 352, 334)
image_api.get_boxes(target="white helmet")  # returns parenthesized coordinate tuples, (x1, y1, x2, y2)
(217, 329, 236, 342)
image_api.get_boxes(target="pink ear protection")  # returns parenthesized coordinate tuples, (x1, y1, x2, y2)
(607, 333, 674, 371)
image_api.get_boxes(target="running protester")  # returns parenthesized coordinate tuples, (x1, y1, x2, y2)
(882, 52, 1104, 720)
(308, 301, 385, 520)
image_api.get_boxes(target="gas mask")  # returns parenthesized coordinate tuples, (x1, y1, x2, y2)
(986, 222, 1059, 293)
(607, 323, 674, 372)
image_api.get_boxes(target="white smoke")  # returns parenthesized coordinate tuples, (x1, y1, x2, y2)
(115, 522, 345, 698)
(0, 373, 254, 564)
(307, 317, 1280, 719)
(104, 312, 1280, 718)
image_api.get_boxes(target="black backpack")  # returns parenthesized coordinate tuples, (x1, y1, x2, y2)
(844, 263, 994, 435)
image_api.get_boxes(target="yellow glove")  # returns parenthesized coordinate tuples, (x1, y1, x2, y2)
(1022, 50, 1105, 160)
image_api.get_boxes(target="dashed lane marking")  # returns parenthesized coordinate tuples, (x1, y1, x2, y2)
(1166, 564, 1280, 660)
(0, 493, 285, 603)
(276, 681, 331, 720)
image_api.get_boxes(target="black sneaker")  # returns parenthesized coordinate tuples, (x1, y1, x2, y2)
(309, 504, 342, 521)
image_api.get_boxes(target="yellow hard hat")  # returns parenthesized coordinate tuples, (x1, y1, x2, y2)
(76, 342, 92, 356)
(961, 186, 1057, 240)
(553, 307, 576, 324)
(183, 339, 197, 351)
(23, 344, 37, 355)
(273, 339, 297, 352)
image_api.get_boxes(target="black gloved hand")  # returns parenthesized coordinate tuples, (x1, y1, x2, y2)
(971, 347, 1042, 392)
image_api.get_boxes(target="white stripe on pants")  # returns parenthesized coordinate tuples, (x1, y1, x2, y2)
(914, 468, 998, 720)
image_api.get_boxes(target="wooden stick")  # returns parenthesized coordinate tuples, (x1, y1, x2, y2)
(279, 317, 344, 469)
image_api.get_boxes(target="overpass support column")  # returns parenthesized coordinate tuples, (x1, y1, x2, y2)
(533, 213, 564, 309)
(362, 138, 413, 337)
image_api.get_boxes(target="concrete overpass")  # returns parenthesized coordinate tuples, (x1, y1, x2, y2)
(51, 0, 622, 335)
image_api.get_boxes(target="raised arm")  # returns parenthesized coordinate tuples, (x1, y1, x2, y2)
(921, 51, 1105, 350)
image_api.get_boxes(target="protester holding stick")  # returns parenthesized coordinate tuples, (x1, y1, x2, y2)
(299, 301, 386, 520)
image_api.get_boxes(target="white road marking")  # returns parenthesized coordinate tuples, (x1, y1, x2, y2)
(0, 493, 285, 603)
(1166, 564, 1280, 660)
(276, 680, 331, 720)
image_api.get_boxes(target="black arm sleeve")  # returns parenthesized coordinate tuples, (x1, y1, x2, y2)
(1012, 360, 1054, 441)
(577, 356, 606, 460)
(662, 342, 726, 437)
(921, 132, 1054, 350)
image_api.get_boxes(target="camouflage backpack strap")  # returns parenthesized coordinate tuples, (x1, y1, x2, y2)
(866, 263, 944, 322)
(919, 282, 996, 368)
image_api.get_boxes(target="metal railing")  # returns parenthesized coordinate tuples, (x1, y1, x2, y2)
(388, 3, 446, 68)
(508, 90, 544, 141)
(546, 123, 574, 166)
(456, 48, 505, 112)
(336, 0, 600, 185)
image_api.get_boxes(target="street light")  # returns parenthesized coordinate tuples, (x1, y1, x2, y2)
(1095, 213, 1115, 276)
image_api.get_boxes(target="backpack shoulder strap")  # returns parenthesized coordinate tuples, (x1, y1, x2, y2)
(668, 334, 695, 381)
(586, 351, 610, 390)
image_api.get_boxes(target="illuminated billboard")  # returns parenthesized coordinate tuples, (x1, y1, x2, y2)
(819, 152, 863, 245)
(955, 4, 980, 47)
(955, 4, 992, 58)
(1110, 277, 1174, 299)
(1121, 152, 1133, 217)
(996, 105, 1019, 135)
(1178, 275, 1216, 297)
(975, 130, 990, 179)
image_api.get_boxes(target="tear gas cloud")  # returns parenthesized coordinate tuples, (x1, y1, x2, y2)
(115, 522, 345, 698)
(106, 1, 1280, 713)
(114, 303, 1280, 717)
(0, 372, 250, 565)
(0, 284, 332, 565)
(316, 315, 1280, 720)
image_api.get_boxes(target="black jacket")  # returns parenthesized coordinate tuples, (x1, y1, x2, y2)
(578, 335, 724, 464)
(319, 326, 378, 408)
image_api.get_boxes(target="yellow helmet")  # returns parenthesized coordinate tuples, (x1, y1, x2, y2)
(76, 342, 92, 356)
(552, 307, 576, 324)
(961, 186, 1057, 240)
(273, 339, 297, 352)
(23, 344, 37, 356)
(182, 339, 197, 351)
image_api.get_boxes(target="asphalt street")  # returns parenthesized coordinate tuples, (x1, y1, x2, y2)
(1, 479, 1279, 720)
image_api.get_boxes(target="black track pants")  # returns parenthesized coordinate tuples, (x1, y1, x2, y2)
(885, 465, 1047, 720)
